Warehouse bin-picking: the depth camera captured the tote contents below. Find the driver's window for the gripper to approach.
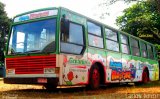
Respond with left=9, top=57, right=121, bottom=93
left=61, top=21, right=84, bottom=54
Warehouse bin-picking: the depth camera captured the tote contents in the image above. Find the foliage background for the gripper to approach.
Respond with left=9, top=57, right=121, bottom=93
left=116, top=0, right=160, bottom=43
left=101, top=0, right=160, bottom=80
left=0, top=2, right=11, bottom=50
left=104, top=0, right=160, bottom=58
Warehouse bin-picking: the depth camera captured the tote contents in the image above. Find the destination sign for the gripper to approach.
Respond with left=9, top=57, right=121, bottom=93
left=14, top=9, right=58, bottom=22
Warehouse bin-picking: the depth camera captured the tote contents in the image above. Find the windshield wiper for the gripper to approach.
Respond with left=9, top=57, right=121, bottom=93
left=25, top=50, right=41, bottom=53
left=11, top=52, right=26, bottom=55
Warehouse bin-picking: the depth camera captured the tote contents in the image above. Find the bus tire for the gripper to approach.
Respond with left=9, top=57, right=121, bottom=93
left=89, top=64, right=100, bottom=89
left=135, top=69, right=149, bottom=86
left=142, top=69, right=149, bottom=83
left=44, top=84, right=57, bottom=90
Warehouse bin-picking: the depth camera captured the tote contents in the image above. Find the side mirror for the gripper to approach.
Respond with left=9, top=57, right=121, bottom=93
left=0, top=41, right=4, bottom=61
left=0, top=47, right=4, bottom=63
left=61, top=14, right=69, bottom=41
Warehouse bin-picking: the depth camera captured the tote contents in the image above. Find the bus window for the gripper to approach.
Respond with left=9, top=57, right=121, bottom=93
left=120, top=34, right=130, bottom=54
left=131, top=38, right=140, bottom=56
left=88, top=34, right=103, bottom=48
left=154, top=46, right=157, bottom=59
left=105, top=28, right=119, bottom=52
left=16, top=32, right=25, bottom=52
left=8, top=18, right=56, bottom=54
left=147, top=45, right=154, bottom=59
left=141, top=42, right=147, bottom=58
left=106, top=29, right=118, bottom=41
left=87, top=21, right=103, bottom=48
left=69, top=23, right=83, bottom=44
left=61, top=22, right=84, bottom=54
left=27, top=34, right=35, bottom=51
left=87, top=22, right=101, bottom=36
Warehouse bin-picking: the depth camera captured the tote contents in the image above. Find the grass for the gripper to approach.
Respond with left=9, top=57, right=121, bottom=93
left=0, top=80, right=160, bottom=99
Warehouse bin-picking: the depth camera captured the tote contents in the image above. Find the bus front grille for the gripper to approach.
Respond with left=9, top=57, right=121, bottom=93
left=6, top=55, right=56, bottom=74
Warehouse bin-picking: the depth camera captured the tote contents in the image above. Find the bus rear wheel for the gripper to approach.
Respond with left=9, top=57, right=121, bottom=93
left=142, top=69, right=149, bottom=83
left=89, top=65, right=100, bottom=89
left=135, top=69, right=149, bottom=86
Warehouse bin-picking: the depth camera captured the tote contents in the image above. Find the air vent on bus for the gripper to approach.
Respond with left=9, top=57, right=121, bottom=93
left=6, top=55, right=56, bottom=74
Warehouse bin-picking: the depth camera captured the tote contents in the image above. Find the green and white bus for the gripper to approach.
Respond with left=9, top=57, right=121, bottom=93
left=4, top=7, right=159, bottom=89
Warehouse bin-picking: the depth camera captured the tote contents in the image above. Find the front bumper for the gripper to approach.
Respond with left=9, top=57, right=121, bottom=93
left=4, top=77, right=59, bottom=85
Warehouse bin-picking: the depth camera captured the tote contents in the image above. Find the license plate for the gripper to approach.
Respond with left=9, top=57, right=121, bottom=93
left=37, top=78, right=47, bottom=83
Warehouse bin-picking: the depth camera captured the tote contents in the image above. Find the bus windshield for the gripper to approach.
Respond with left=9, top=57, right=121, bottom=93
left=8, top=18, right=56, bottom=55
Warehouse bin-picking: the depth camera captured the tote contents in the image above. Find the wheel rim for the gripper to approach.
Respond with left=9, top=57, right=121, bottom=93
left=92, top=69, right=100, bottom=88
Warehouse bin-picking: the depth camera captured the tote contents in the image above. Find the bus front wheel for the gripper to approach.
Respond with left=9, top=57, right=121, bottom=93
left=89, top=65, right=100, bottom=89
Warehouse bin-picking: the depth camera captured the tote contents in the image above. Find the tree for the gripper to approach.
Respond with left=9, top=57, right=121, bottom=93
left=102, top=0, right=160, bottom=13
left=0, top=2, right=11, bottom=50
left=116, top=0, right=160, bottom=43
left=100, top=0, right=160, bottom=56
left=116, top=0, right=160, bottom=54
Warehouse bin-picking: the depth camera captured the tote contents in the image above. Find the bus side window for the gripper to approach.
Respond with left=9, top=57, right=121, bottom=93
left=130, top=38, right=140, bottom=56
left=120, top=34, right=130, bottom=54
left=105, top=28, right=119, bottom=52
left=60, top=18, right=85, bottom=54
left=140, top=42, right=148, bottom=58
left=87, top=21, right=103, bottom=48
left=153, top=46, right=157, bottom=59
left=147, top=45, right=154, bottom=59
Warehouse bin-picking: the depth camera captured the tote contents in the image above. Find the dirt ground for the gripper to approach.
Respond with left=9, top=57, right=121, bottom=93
left=0, top=79, right=160, bottom=99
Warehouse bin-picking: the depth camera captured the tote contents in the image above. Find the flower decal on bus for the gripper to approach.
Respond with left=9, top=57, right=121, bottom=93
left=62, top=71, right=74, bottom=86
left=67, top=71, right=74, bottom=81
left=62, top=54, right=89, bottom=85
left=63, top=55, right=68, bottom=67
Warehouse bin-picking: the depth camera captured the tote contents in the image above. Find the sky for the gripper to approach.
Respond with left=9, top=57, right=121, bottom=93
left=0, top=0, right=134, bottom=29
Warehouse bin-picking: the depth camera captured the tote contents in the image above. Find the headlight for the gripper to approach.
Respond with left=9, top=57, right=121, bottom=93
left=7, top=69, right=15, bottom=74
left=44, top=68, right=55, bottom=74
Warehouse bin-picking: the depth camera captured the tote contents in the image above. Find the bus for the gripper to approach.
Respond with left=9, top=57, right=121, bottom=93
left=4, top=7, right=159, bottom=89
